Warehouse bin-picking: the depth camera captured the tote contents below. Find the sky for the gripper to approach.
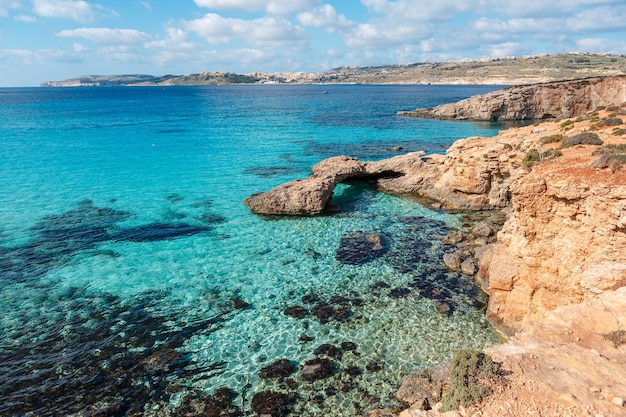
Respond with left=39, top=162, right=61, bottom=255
left=1, top=0, right=626, bottom=86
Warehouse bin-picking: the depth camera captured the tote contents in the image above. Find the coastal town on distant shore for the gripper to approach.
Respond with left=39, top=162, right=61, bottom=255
left=41, top=52, right=626, bottom=88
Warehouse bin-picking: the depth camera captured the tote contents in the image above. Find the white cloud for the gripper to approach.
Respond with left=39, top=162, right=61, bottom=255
left=480, top=42, right=530, bottom=58
left=185, top=13, right=308, bottom=47
left=0, top=0, right=20, bottom=16
left=575, top=37, right=626, bottom=55
left=361, top=0, right=471, bottom=22
left=15, top=14, right=36, bottom=22
left=31, top=0, right=99, bottom=22
left=297, top=4, right=354, bottom=32
left=483, top=0, right=622, bottom=18
left=345, top=20, right=434, bottom=49
left=72, top=42, right=86, bottom=52
left=56, top=28, right=151, bottom=45
left=567, top=6, right=626, bottom=32
left=145, top=27, right=198, bottom=51
left=0, top=47, right=83, bottom=63
left=193, top=0, right=320, bottom=15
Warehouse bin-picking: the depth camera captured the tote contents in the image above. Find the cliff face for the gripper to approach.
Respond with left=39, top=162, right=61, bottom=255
left=482, top=119, right=626, bottom=336
left=400, top=75, right=626, bottom=121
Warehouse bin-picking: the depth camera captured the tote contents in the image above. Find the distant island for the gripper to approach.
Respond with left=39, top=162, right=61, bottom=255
left=42, top=52, right=626, bottom=87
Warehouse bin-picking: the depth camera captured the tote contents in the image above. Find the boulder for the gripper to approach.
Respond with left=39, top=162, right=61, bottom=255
left=460, top=258, right=477, bottom=276
left=397, top=366, right=450, bottom=409
left=443, top=253, right=462, bottom=271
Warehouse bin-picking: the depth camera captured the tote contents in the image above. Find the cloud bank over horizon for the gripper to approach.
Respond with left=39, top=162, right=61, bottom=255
left=0, top=0, right=625, bottom=86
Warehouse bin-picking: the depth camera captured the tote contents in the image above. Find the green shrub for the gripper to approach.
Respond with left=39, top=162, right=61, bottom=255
left=560, top=120, right=575, bottom=128
left=524, top=148, right=563, bottom=166
left=440, top=350, right=500, bottom=412
left=562, top=132, right=603, bottom=147
left=592, top=143, right=626, bottom=155
left=540, top=134, right=566, bottom=145
left=590, top=154, right=626, bottom=172
left=613, top=128, right=626, bottom=136
left=598, top=117, right=623, bottom=127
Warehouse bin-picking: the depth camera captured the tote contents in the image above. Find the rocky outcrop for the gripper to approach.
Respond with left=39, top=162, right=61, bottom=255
left=399, top=75, right=626, bottom=121
left=244, top=136, right=525, bottom=215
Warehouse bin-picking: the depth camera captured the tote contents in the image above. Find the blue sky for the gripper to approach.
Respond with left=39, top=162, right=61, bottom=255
left=1, top=0, right=626, bottom=86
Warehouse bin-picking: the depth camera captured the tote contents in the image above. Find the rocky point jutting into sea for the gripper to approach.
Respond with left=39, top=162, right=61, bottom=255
left=245, top=76, right=626, bottom=416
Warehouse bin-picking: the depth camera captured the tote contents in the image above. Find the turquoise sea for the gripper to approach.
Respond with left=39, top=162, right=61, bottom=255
left=0, top=85, right=503, bottom=417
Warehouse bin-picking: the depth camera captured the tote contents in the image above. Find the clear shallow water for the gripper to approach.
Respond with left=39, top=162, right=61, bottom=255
left=0, top=85, right=503, bottom=416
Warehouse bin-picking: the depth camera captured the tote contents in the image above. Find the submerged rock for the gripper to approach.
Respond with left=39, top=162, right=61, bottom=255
left=259, top=359, right=297, bottom=380
left=335, top=231, right=386, bottom=265
left=302, top=358, right=335, bottom=381
left=283, top=305, right=308, bottom=319
left=251, top=391, right=291, bottom=417
left=313, top=344, right=343, bottom=359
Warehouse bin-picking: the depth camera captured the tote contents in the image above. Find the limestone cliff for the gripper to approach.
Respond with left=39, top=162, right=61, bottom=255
left=400, top=75, right=626, bottom=121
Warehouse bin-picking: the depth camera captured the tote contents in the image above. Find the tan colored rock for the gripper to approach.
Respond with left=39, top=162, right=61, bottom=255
left=402, top=75, right=626, bottom=121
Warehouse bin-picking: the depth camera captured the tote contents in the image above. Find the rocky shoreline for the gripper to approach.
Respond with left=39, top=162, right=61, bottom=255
left=245, top=76, right=626, bottom=416
left=398, top=75, right=626, bottom=121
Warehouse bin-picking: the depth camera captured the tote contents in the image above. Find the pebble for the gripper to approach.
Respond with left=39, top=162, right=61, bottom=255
left=612, top=397, right=625, bottom=406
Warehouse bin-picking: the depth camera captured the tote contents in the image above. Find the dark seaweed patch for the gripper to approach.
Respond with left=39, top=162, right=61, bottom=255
left=111, top=223, right=211, bottom=242
left=1, top=201, right=211, bottom=283
left=335, top=231, right=387, bottom=265
left=0, top=287, right=231, bottom=417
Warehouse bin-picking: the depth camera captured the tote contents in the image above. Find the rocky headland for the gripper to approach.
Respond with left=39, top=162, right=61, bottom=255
left=399, top=75, right=626, bottom=121
left=244, top=77, right=626, bottom=416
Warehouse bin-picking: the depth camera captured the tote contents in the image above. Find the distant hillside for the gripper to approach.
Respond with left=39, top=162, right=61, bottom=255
left=323, top=53, right=626, bottom=85
left=42, top=53, right=626, bottom=87
left=41, top=72, right=260, bottom=87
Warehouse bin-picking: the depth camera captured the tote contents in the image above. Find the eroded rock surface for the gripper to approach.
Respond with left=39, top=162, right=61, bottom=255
left=400, top=75, right=626, bottom=121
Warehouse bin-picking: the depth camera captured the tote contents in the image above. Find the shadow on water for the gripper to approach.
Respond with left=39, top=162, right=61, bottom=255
left=0, top=199, right=214, bottom=283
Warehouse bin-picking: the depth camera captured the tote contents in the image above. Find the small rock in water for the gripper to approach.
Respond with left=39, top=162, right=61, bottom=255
left=472, top=221, right=493, bottom=237
left=460, top=258, right=477, bottom=276
left=435, top=301, right=453, bottom=316
left=443, top=253, right=462, bottom=271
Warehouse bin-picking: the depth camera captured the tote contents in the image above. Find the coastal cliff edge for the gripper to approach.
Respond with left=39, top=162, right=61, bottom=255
left=245, top=78, right=626, bottom=416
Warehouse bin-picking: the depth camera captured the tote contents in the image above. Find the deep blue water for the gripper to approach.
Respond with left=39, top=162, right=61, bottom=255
left=0, top=85, right=503, bottom=416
